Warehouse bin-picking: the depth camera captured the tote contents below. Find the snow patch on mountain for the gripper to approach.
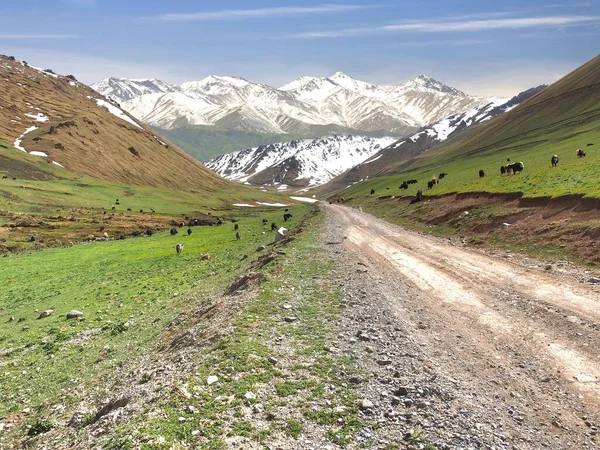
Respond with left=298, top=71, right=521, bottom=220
left=13, top=126, right=38, bottom=152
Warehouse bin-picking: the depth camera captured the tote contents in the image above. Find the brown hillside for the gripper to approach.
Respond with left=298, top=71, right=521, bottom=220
left=0, top=55, right=228, bottom=192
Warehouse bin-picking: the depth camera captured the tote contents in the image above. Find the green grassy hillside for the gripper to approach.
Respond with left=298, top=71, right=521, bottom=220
left=337, top=54, right=600, bottom=200
left=0, top=205, right=309, bottom=425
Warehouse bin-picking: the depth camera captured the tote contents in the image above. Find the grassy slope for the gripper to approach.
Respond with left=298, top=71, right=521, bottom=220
left=338, top=55, right=600, bottom=200
left=0, top=141, right=303, bottom=255
left=0, top=56, right=230, bottom=193
left=0, top=206, right=310, bottom=421
left=156, top=126, right=295, bottom=162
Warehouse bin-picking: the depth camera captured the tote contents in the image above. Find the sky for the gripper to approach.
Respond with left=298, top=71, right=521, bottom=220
left=1, top=0, right=599, bottom=96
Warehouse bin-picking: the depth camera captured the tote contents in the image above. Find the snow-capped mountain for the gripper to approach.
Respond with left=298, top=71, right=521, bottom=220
left=91, top=77, right=178, bottom=103
left=92, top=73, right=488, bottom=136
left=205, top=135, right=396, bottom=188
left=329, top=85, right=547, bottom=187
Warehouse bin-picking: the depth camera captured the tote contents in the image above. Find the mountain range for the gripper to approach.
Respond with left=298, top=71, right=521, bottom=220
left=205, top=87, right=548, bottom=190
left=92, top=73, right=490, bottom=160
left=205, top=135, right=396, bottom=189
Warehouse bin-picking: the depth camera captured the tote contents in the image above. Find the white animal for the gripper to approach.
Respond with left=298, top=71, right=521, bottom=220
left=176, top=243, right=183, bottom=254
left=275, top=226, right=288, bottom=243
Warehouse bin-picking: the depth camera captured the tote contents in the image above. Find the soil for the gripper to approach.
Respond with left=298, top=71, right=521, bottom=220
left=365, top=192, right=600, bottom=265
left=323, top=203, right=599, bottom=449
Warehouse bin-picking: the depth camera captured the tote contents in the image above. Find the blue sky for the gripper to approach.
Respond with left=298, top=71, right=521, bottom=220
left=1, top=0, right=599, bottom=96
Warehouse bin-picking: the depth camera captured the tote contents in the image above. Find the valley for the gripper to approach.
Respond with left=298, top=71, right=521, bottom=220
left=0, top=17, right=599, bottom=448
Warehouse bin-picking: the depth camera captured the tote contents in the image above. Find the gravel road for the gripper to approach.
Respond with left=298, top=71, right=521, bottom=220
left=323, top=203, right=599, bottom=449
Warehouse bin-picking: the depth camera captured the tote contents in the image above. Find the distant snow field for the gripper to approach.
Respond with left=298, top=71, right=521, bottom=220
left=290, top=196, right=318, bottom=203
left=256, top=202, right=288, bottom=207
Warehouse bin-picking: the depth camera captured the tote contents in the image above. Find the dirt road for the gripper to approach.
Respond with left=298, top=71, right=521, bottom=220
left=326, top=204, right=599, bottom=448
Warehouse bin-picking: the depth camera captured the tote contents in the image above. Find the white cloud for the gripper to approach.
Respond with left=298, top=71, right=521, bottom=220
left=0, top=34, right=76, bottom=40
left=281, top=15, right=600, bottom=38
left=150, top=4, right=376, bottom=22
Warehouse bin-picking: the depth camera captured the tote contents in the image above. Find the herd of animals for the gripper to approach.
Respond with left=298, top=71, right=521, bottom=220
left=369, top=146, right=592, bottom=205
left=171, top=212, right=293, bottom=255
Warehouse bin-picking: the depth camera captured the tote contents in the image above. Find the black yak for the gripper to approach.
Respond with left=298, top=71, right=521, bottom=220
left=551, top=155, right=559, bottom=167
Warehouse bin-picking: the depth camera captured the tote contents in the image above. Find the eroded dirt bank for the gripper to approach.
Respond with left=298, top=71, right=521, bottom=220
left=346, top=192, right=600, bottom=265
left=324, top=203, right=599, bottom=449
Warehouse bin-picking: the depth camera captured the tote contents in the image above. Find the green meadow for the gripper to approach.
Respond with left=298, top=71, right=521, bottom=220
left=344, top=121, right=600, bottom=200
left=0, top=205, right=309, bottom=419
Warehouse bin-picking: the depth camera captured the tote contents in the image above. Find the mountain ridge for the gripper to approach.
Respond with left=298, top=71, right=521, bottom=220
left=92, top=72, right=491, bottom=137
left=205, top=134, right=396, bottom=189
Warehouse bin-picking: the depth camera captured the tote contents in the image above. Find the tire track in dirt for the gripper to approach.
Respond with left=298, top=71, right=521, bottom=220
left=327, top=204, right=600, bottom=445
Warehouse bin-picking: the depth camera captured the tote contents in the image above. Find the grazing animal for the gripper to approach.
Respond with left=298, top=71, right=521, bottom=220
left=235, top=231, right=241, bottom=240
left=201, top=253, right=211, bottom=260
left=587, top=143, right=594, bottom=146
left=262, top=218, right=268, bottom=225
left=187, top=228, right=192, bottom=235
left=407, top=179, right=418, bottom=185
left=551, top=155, right=559, bottom=167
left=175, top=243, right=183, bottom=255
left=508, top=161, right=525, bottom=174
left=399, top=181, right=408, bottom=190
left=427, top=180, right=434, bottom=189
left=409, top=190, right=423, bottom=204
left=370, top=188, right=375, bottom=195
left=179, top=221, right=185, bottom=227
left=439, top=173, right=447, bottom=179
left=283, top=213, right=292, bottom=222
left=479, top=169, right=485, bottom=178
left=500, top=165, right=507, bottom=175
left=507, top=158, right=511, bottom=162
left=2, top=175, right=7, bottom=179
left=145, top=229, right=153, bottom=236
left=170, top=227, right=178, bottom=236
left=139, top=209, right=144, bottom=213
left=577, top=149, right=586, bottom=158
left=275, top=226, right=288, bottom=243
left=127, top=208, right=132, bottom=211
left=271, top=222, right=277, bottom=231
left=234, top=223, right=239, bottom=230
